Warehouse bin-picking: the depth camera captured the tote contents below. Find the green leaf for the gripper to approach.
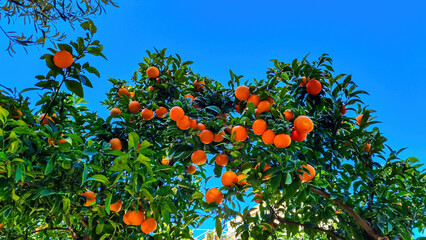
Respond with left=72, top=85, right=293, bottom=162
left=140, top=188, right=154, bottom=203
left=105, top=194, right=112, bottom=214
left=138, top=140, right=151, bottom=150
left=15, top=165, right=23, bottom=183
left=128, top=132, right=139, bottom=151
left=85, top=66, right=100, bottom=77
left=96, top=223, right=104, bottom=235
left=62, top=197, right=70, bottom=213
left=45, top=156, right=55, bottom=175
left=12, top=126, right=36, bottom=136
left=87, top=174, right=109, bottom=185
left=65, top=80, right=84, bottom=98
left=285, top=173, right=292, bottom=185
left=136, top=154, right=153, bottom=176
left=81, top=163, right=88, bottom=186
left=215, top=217, right=223, bottom=238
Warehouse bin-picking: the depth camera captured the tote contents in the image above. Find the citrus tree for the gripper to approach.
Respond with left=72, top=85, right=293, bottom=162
left=0, top=22, right=425, bottom=240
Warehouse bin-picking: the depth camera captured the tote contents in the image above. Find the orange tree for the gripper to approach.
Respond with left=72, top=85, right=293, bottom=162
left=0, top=24, right=425, bottom=239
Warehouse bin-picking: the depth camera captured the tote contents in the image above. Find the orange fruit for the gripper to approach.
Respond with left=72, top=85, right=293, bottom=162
left=213, top=131, right=225, bottom=142
left=262, top=129, right=276, bottom=145
left=237, top=174, right=247, bottom=185
left=123, top=210, right=145, bottom=225
left=170, top=106, right=185, bottom=121
left=341, top=105, right=347, bottom=115
left=284, top=110, right=293, bottom=120
left=128, top=101, right=141, bottom=114
left=231, top=126, right=248, bottom=141
left=129, top=92, right=135, bottom=98
left=356, top=114, right=364, bottom=125
left=247, top=94, right=260, bottom=107
left=197, top=123, right=206, bottom=131
left=255, top=163, right=272, bottom=180
left=118, top=88, right=130, bottom=98
left=294, top=116, right=314, bottom=134
left=191, top=150, right=207, bottom=165
left=257, top=100, right=271, bottom=114
left=39, top=114, right=55, bottom=126
left=262, top=222, right=275, bottom=230
left=155, top=107, right=168, bottom=118
left=215, top=154, right=228, bottom=166
left=148, top=86, right=154, bottom=91
left=177, top=115, right=191, bottom=130
left=141, top=109, right=154, bottom=120
left=299, top=76, right=308, bottom=87
left=109, top=138, right=122, bottom=151
left=146, top=66, right=160, bottom=78
left=141, top=218, right=157, bottom=234
left=336, top=210, right=342, bottom=214
left=306, top=79, right=322, bottom=95
left=110, top=201, right=122, bottom=212
left=364, top=143, right=371, bottom=153
left=189, top=118, right=198, bottom=129
left=184, top=94, right=195, bottom=100
left=187, top=165, right=196, bottom=174
left=298, top=164, right=316, bottom=182
left=200, top=130, right=214, bottom=144
left=194, top=80, right=205, bottom=86
left=81, top=190, right=96, bottom=207
left=205, top=188, right=223, bottom=205
left=252, top=119, right=267, bottom=135
left=110, top=107, right=121, bottom=116
left=273, top=134, right=291, bottom=148
left=254, top=194, right=263, bottom=203
left=11, top=110, right=23, bottom=119
left=221, top=171, right=238, bottom=187
left=290, top=129, right=307, bottom=142
left=235, top=103, right=241, bottom=113
left=266, top=97, right=275, bottom=105
left=235, top=85, right=250, bottom=101
left=162, top=158, right=169, bottom=165
left=53, top=50, right=73, bottom=68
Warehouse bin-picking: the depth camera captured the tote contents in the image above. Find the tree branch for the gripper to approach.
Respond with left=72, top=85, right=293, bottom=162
left=310, top=187, right=384, bottom=240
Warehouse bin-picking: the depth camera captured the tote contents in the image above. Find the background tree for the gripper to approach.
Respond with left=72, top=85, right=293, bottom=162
left=0, top=25, right=425, bottom=240
left=0, top=0, right=117, bottom=54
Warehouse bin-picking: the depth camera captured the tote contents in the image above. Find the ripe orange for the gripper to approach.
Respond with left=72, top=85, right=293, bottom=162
left=298, top=164, right=316, bottom=182
left=215, top=154, right=229, bottom=166
left=252, top=119, right=267, bottom=135
left=231, top=126, right=248, bottom=141
left=254, top=193, right=263, bottom=203
left=247, top=94, right=260, bottom=107
left=81, top=190, right=96, bottom=207
left=273, top=134, right=291, bottom=148
left=187, top=165, right=196, bottom=174
left=336, top=210, right=342, bottom=214
left=189, top=118, right=198, bottom=129
left=235, top=85, right=250, bottom=101
left=170, top=106, right=185, bottom=121
left=356, top=114, right=364, bottom=125
left=118, top=88, right=130, bottom=98
left=141, top=218, right=157, bottom=234
left=129, top=92, right=135, bottom=98
left=184, top=94, right=195, bottom=100
left=177, top=115, right=191, bottom=130
left=235, top=103, right=241, bottom=113
left=205, top=188, right=223, bottom=205
left=266, top=97, right=275, bottom=105
left=109, top=138, right=122, bottom=151
left=200, top=130, right=214, bottom=144
left=306, top=79, right=322, bottom=95
left=162, top=158, right=169, bottom=165
left=294, top=116, right=314, bottom=134
left=262, top=129, right=276, bottom=145
left=53, top=50, right=73, bottom=68
left=110, top=107, right=121, bottom=116
left=221, top=171, right=238, bottom=187
left=299, top=76, right=308, bottom=87
left=364, top=143, right=371, bottom=153
left=197, top=123, right=206, bottom=131
left=110, top=201, right=122, bottom=212
left=123, top=210, right=145, bottom=225
left=191, top=150, right=207, bottom=165
left=262, top=222, right=275, bottom=230
left=141, top=108, right=154, bottom=120
left=11, top=110, right=23, bottom=119
left=237, top=174, right=247, bottom=185
left=213, top=131, right=225, bottom=142
left=146, top=66, right=160, bottom=79
left=128, top=101, right=141, bottom=114
left=284, top=110, right=293, bottom=120
left=155, top=107, right=168, bottom=118
left=194, top=80, right=205, bottom=86
left=39, top=114, right=55, bottom=126
left=257, top=100, right=271, bottom=114
left=255, top=163, right=272, bottom=180
left=148, top=86, right=154, bottom=91
left=341, top=105, right=347, bottom=115
left=290, top=129, right=307, bottom=142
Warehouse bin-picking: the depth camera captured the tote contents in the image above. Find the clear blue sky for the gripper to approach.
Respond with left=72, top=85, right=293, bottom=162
left=0, top=0, right=425, bottom=237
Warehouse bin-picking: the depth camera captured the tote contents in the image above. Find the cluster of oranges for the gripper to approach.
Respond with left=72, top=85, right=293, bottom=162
left=80, top=191, right=157, bottom=234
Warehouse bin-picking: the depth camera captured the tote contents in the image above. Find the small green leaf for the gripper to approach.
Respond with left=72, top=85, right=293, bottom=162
left=65, top=80, right=84, bottom=98
left=105, top=194, right=112, bottom=214
left=87, top=174, right=109, bottom=185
